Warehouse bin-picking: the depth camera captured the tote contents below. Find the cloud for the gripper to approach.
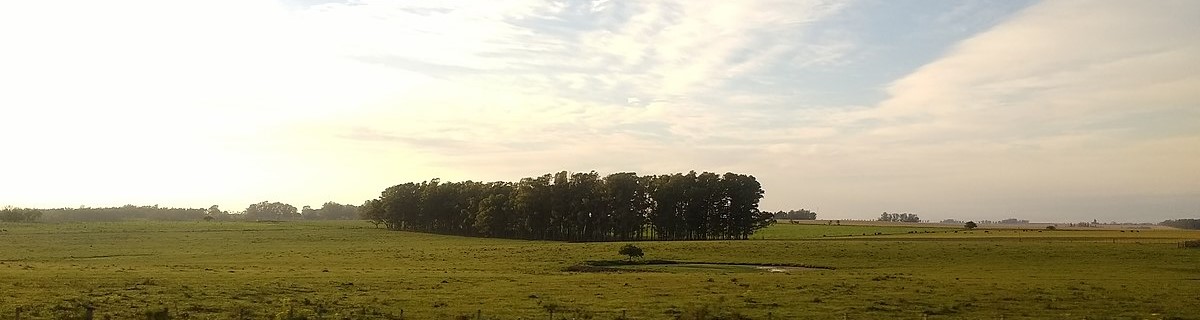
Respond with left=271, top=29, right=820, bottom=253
left=802, top=0, right=1200, bottom=220
left=301, top=0, right=860, bottom=171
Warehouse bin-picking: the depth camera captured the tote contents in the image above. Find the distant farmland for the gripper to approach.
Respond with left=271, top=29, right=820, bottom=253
left=1, top=221, right=1198, bottom=319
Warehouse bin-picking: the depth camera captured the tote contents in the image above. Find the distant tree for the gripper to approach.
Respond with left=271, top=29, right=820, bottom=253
left=316, top=202, right=359, bottom=220
left=202, top=216, right=214, bottom=222
left=964, top=221, right=978, bottom=229
left=301, top=205, right=317, bottom=219
left=1046, top=225, right=1056, bottom=230
left=619, top=244, right=644, bottom=261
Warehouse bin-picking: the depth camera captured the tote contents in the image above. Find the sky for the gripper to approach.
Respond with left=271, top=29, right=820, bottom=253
left=1, top=0, right=1197, bottom=222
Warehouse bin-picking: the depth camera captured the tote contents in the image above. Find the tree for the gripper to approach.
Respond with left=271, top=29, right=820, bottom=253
left=965, top=221, right=978, bottom=229
left=619, top=244, right=644, bottom=261
left=359, top=199, right=384, bottom=227
left=474, top=193, right=512, bottom=237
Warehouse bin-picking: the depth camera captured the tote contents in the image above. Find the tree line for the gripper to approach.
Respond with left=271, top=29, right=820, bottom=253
left=358, top=171, right=773, bottom=241
left=773, top=209, right=817, bottom=220
left=1160, top=219, right=1200, bottom=230
left=0, top=206, right=42, bottom=222
left=0, top=202, right=358, bottom=223
left=878, top=212, right=921, bottom=223
left=231, top=201, right=360, bottom=221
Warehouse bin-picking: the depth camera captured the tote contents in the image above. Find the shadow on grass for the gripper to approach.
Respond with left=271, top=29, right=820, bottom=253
left=565, top=259, right=835, bottom=272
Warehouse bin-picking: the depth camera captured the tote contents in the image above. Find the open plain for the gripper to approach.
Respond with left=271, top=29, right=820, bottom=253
left=1, top=221, right=1198, bottom=319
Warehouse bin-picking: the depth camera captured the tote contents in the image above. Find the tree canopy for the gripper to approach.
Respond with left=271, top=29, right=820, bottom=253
left=360, top=171, right=772, bottom=241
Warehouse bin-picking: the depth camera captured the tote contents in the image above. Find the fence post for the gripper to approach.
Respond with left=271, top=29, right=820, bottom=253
left=16, top=306, right=22, bottom=320
left=84, top=305, right=94, bottom=320
left=476, top=309, right=482, bottom=320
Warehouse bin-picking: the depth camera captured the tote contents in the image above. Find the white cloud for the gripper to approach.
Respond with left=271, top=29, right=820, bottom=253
left=786, top=0, right=1200, bottom=220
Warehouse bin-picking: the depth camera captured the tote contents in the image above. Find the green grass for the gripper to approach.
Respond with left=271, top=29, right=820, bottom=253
left=1, top=221, right=1199, bottom=319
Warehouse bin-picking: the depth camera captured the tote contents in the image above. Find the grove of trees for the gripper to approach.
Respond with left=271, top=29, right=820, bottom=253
left=878, top=212, right=921, bottom=223
left=244, top=201, right=300, bottom=221
left=359, top=171, right=773, bottom=241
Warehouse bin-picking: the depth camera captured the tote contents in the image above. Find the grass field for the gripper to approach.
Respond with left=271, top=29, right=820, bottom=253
left=1, top=221, right=1199, bottom=319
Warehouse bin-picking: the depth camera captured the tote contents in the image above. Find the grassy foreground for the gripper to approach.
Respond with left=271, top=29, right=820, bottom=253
left=1, top=221, right=1198, bottom=319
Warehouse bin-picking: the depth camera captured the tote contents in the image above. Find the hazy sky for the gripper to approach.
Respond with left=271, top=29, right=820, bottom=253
left=1, top=0, right=1197, bottom=222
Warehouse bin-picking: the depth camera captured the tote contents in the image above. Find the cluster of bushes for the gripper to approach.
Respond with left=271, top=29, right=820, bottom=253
left=360, top=171, right=773, bottom=241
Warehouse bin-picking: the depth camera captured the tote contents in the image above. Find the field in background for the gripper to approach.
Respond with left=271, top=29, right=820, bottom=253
left=1, top=221, right=1198, bottom=319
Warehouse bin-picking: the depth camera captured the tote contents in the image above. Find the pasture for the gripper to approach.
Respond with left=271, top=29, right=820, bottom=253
left=1, top=221, right=1198, bottom=319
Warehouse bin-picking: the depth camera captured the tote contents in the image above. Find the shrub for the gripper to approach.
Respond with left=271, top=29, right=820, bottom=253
left=1179, top=240, right=1200, bottom=248
left=619, top=244, right=644, bottom=261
